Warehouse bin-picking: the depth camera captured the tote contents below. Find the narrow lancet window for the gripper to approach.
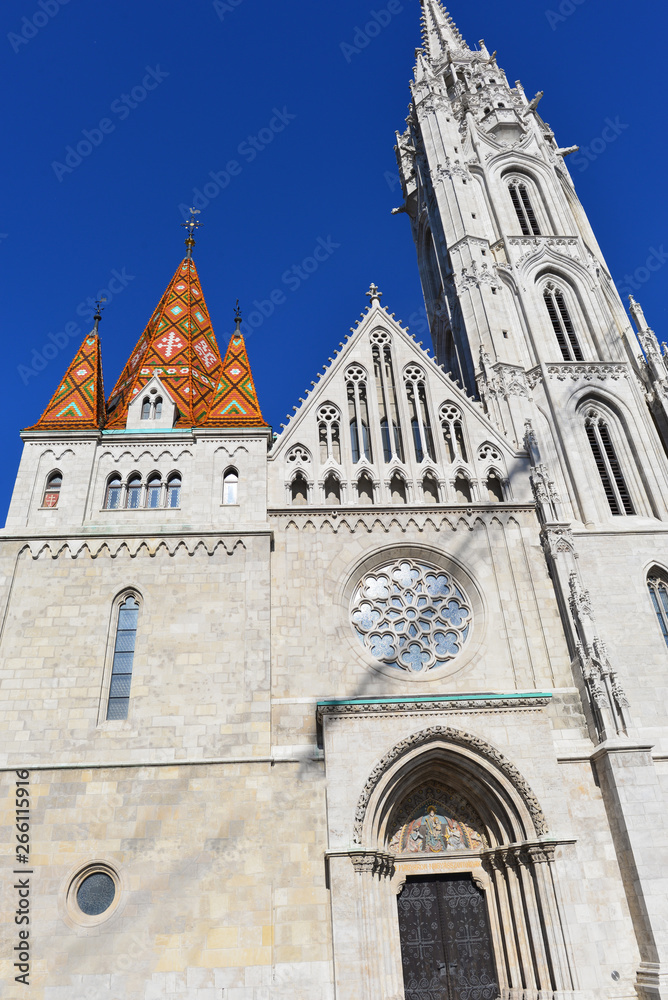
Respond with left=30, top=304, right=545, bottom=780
left=404, top=366, right=435, bottom=463
left=544, top=286, right=584, bottom=362
left=372, top=337, right=404, bottom=463
left=167, top=474, right=182, bottom=508
left=648, top=575, right=668, bottom=647
left=105, top=475, right=123, bottom=510
left=106, top=595, right=139, bottom=721
left=585, top=410, right=634, bottom=516
left=126, top=475, right=142, bottom=510
left=346, top=366, right=372, bottom=464
left=509, top=182, right=541, bottom=236
left=223, top=469, right=238, bottom=505
left=43, top=472, right=62, bottom=508
left=146, top=475, right=162, bottom=509
left=317, top=404, right=341, bottom=464
left=440, top=404, right=467, bottom=463
left=141, top=398, right=151, bottom=420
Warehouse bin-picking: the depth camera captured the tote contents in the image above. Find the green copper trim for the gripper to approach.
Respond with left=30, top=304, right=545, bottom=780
left=317, top=692, right=552, bottom=709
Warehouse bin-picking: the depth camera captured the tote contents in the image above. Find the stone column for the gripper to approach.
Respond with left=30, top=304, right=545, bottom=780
left=486, top=853, right=523, bottom=1000
left=526, top=844, right=575, bottom=993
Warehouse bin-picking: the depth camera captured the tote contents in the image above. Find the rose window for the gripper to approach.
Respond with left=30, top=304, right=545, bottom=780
left=350, top=559, right=472, bottom=672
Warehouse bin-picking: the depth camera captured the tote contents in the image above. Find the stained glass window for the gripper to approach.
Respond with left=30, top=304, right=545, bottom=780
left=351, top=558, right=472, bottom=672
left=106, top=596, right=139, bottom=721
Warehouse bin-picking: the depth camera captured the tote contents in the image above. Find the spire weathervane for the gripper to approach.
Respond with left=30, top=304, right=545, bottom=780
left=93, top=297, right=107, bottom=334
left=181, top=208, right=203, bottom=258
left=234, top=299, right=242, bottom=331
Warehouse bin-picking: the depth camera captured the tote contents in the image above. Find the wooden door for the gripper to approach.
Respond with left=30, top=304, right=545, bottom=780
left=398, top=875, right=499, bottom=1000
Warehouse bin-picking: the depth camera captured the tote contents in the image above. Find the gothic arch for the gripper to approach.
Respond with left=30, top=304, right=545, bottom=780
left=354, top=726, right=548, bottom=848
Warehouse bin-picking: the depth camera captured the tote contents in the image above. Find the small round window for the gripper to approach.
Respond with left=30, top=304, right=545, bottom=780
left=77, top=872, right=116, bottom=915
left=350, top=558, right=472, bottom=673
left=66, top=863, right=121, bottom=925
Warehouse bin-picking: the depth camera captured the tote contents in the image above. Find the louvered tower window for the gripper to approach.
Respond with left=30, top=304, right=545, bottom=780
left=509, top=182, right=541, bottom=236
left=106, top=595, right=140, bottom=721
left=544, top=287, right=584, bottom=361
left=648, top=576, right=668, bottom=647
left=585, top=411, right=635, bottom=516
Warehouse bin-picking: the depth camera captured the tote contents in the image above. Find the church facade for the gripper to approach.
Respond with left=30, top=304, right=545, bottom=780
left=2, top=2, right=668, bottom=999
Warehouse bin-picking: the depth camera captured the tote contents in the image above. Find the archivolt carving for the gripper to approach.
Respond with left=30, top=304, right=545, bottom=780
left=353, top=726, right=548, bottom=844
left=17, top=537, right=246, bottom=560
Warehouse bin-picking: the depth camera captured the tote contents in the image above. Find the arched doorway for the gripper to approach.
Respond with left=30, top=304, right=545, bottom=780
left=329, top=726, right=574, bottom=1000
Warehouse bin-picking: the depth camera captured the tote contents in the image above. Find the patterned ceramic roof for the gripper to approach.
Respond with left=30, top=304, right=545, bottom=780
left=203, top=327, right=266, bottom=427
left=27, top=332, right=105, bottom=431
left=105, top=257, right=225, bottom=428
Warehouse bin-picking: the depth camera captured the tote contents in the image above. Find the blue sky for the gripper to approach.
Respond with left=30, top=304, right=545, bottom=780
left=1, top=0, right=666, bottom=520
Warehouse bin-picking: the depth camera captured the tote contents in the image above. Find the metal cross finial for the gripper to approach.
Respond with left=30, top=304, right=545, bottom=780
left=367, top=283, right=382, bottom=305
left=181, top=208, right=203, bottom=258
left=234, top=299, right=242, bottom=330
left=93, top=297, right=107, bottom=334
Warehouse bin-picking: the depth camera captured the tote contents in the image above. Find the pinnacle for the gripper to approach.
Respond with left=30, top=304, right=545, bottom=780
left=419, top=0, right=467, bottom=60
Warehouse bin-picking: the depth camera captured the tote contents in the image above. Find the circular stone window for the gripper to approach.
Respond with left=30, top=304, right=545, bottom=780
left=77, top=871, right=116, bottom=915
left=65, top=862, right=121, bottom=926
left=350, top=558, right=473, bottom=673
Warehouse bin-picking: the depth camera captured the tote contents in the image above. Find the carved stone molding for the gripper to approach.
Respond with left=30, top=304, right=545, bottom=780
left=545, top=362, right=629, bottom=382
left=540, top=523, right=575, bottom=559
left=269, top=507, right=535, bottom=535
left=317, top=693, right=551, bottom=724
left=349, top=850, right=396, bottom=878
left=15, top=536, right=248, bottom=561
left=352, top=726, right=549, bottom=844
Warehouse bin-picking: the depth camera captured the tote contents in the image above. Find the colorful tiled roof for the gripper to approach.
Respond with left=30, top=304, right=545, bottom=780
left=105, top=257, right=224, bottom=428
left=203, top=327, right=266, bottom=427
left=27, top=332, right=105, bottom=431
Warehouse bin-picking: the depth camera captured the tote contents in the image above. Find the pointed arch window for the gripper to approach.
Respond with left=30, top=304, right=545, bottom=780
left=291, top=473, right=309, bottom=506
left=105, top=474, right=123, bottom=510
left=154, top=397, right=163, bottom=420
left=486, top=472, right=505, bottom=503
left=317, top=404, right=342, bottom=464
left=454, top=474, right=473, bottom=503
left=106, top=595, right=140, bottom=721
left=584, top=409, right=634, bottom=515
left=422, top=474, right=439, bottom=504
left=390, top=473, right=408, bottom=504
left=372, top=334, right=404, bottom=463
left=357, top=473, right=374, bottom=505
left=126, top=475, right=142, bottom=510
left=440, top=403, right=467, bottom=463
left=166, top=474, right=182, bottom=508
left=146, top=474, right=163, bottom=509
left=544, top=285, right=584, bottom=362
left=346, top=366, right=372, bottom=464
left=223, top=468, right=238, bottom=505
left=141, top=398, right=151, bottom=420
left=648, top=574, right=668, bottom=647
left=43, top=472, right=62, bottom=508
left=509, top=182, right=541, bottom=236
left=404, top=366, right=435, bottom=463
left=324, top=474, right=341, bottom=506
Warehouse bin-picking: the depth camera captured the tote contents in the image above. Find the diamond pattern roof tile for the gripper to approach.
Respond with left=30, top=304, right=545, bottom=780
left=105, top=257, right=224, bottom=428
left=203, top=328, right=267, bottom=428
left=27, top=332, right=105, bottom=431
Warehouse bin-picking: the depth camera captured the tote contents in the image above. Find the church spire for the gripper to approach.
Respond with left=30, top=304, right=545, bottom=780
left=27, top=330, right=106, bottom=431
left=419, top=0, right=467, bottom=60
left=202, top=304, right=266, bottom=427
left=106, top=252, right=225, bottom=429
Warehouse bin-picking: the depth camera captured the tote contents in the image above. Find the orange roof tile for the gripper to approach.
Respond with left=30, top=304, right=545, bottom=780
left=27, top=332, right=105, bottom=431
left=203, top=327, right=266, bottom=427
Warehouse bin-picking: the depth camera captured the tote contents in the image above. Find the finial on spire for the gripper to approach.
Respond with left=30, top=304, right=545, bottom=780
left=234, top=299, right=242, bottom=331
left=93, top=296, right=107, bottom=334
left=181, top=208, right=203, bottom=258
left=367, top=283, right=383, bottom=306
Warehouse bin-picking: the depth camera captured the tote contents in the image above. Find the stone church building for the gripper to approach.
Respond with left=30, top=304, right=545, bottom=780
left=2, top=2, right=668, bottom=998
